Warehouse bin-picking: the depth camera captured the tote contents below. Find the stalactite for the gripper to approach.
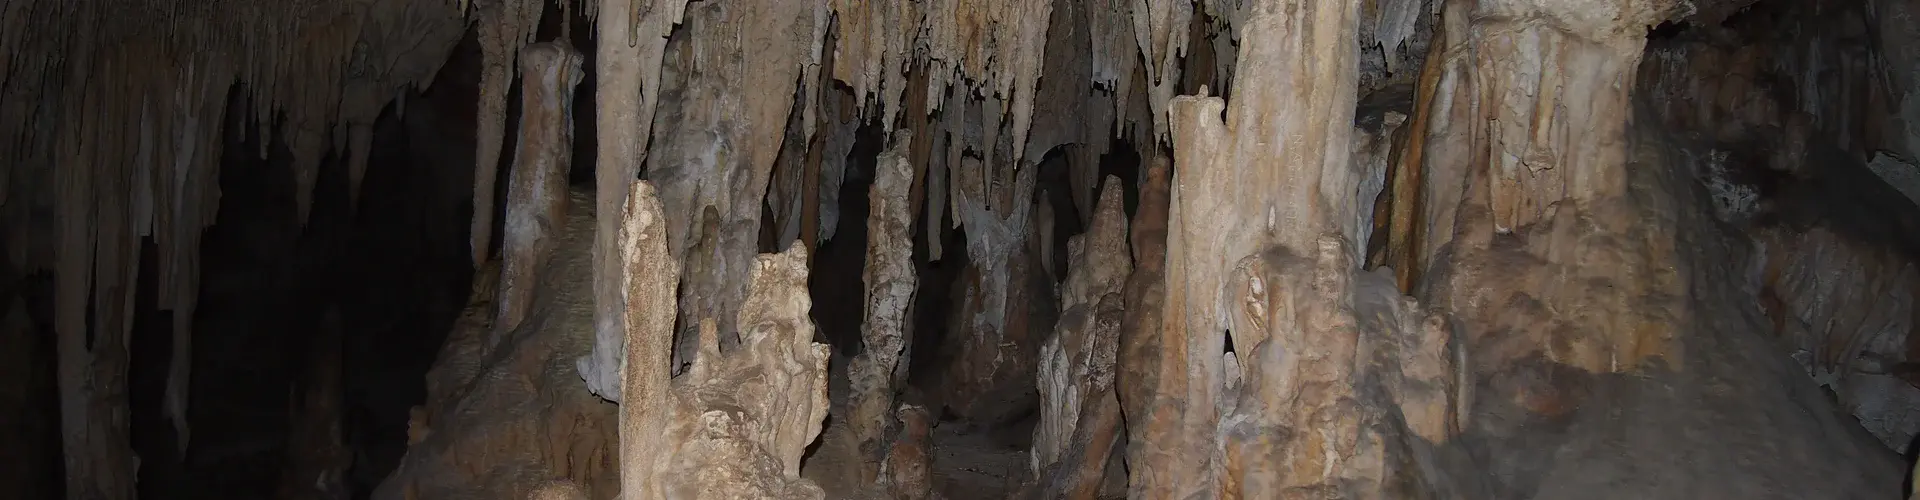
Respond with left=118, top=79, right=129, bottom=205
left=494, top=42, right=585, bottom=343
left=649, top=0, right=822, bottom=361
left=160, top=58, right=231, bottom=461
left=1758, top=223, right=1920, bottom=451
left=585, top=0, right=689, bottom=402
left=848, top=132, right=919, bottom=483
left=1873, top=0, right=1920, bottom=159
left=767, top=85, right=814, bottom=251
left=1131, top=0, right=1192, bottom=144
left=937, top=150, right=1043, bottom=421
left=825, top=0, right=1057, bottom=170
left=924, top=105, right=949, bottom=262
left=469, top=0, right=547, bottom=265
left=1374, top=0, right=1424, bottom=74
left=815, top=88, right=861, bottom=245
left=5, top=4, right=467, bottom=489
left=55, top=53, right=135, bottom=500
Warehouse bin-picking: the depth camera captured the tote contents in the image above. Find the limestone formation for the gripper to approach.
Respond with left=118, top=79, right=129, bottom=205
left=847, top=132, right=919, bottom=481
left=1116, top=155, right=1171, bottom=497
left=1408, top=0, right=1691, bottom=379
left=587, top=0, right=691, bottom=403
left=647, top=0, right=823, bottom=369
left=620, top=245, right=832, bottom=500
left=376, top=189, right=620, bottom=499
left=607, top=180, right=681, bottom=498
left=938, top=155, right=1049, bottom=422
left=469, top=0, right=550, bottom=267
left=1032, top=178, right=1130, bottom=476
left=494, top=41, right=586, bottom=343
left=1353, top=110, right=1409, bottom=263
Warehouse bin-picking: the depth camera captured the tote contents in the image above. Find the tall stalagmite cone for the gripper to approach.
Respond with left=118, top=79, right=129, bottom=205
left=1033, top=177, right=1131, bottom=482
left=495, top=41, right=586, bottom=344
left=608, top=180, right=681, bottom=499
left=849, top=131, right=919, bottom=482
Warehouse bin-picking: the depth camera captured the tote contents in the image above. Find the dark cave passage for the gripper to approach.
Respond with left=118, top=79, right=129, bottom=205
left=110, top=9, right=604, bottom=499
left=118, top=48, right=482, bottom=498
left=789, top=94, right=1148, bottom=492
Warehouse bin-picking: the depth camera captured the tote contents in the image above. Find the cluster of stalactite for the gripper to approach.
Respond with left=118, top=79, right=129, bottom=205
left=1, top=0, right=471, bottom=497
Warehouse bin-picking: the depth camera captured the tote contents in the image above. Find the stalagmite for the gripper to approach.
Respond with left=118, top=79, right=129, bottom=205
left=1124, top=1, right=1465, bottom=496
left=1033, top=178, right=1131, bottom=475
left=879, top=404, right=934, bottom=500
left=621, top=243, right=831, bottom=499
left=528, top=480, right=589, bottom=500
left=612, top=180, right=683, bottom=499
left=587, top=0, right=691, bottom=402
left=1117, top=154, right=1171, bottom=496
left=494, top=42, right=586, bottom=342
left=848, top=132, right=919, bottom=482
left=469, top=0, right=548, bottom=266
